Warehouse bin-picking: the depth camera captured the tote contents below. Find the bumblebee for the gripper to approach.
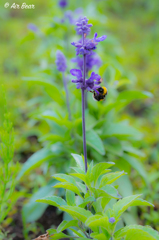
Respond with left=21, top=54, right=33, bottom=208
left=93, top=86, right=108, bottom=101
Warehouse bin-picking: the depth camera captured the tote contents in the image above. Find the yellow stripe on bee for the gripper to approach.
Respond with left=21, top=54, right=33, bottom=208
left=102, top=87, right=107, bottom=95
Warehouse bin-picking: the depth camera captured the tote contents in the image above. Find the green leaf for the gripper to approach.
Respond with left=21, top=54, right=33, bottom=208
left=22, top=182, right=54, bottom=223
left=122, top=212, right=138, bottom=226
left=123, top=153, right=148, bottom=184
left=66, top=190, right=76, bottom=206
left=115, top=225, right=159, bottom=240
left=116, top=79, right=130, bottom=88
left=117, top=90, right=153, bottom=103
left=24, top=79, right=64, bottom=104
left=69, top=228, right=85, bottom=238
left=49, top=232, right=70, bottom=240
left=54, top=182, right=83, bottom=198
left=86, top=215, right=109, bottom=231
left=76, top=182, right=87, bottom=194
left=79, top=196, right=95, bottom=208
left=42, top=112, right=72, bottom=129
left=87, top=130, right=105, bottom=155
left=70, top=173, right=87, bottom=184
left=86, top=161, right=94, bottom=182
left=59, top=206, right=92, bottom=223
left=130, top=198, right=154, bottom=207
left=53, top=174, right=76, bottom=184
left=17, top=149, right=54, bottom=180
left=57, top=220, right=78, bottom=233
left=91, top=232, right=109, bottom=240
left=102, top=122, right=142, bottom=140
left=99, top=63, right=110, bottom=76
left=71, top=167, right=85, bottom=174
left=122, top=145, right=145, bottom=158
left=89, top=162, right=115, bottom=186
left=91, top=185, right=121, bottom=199
left=93, top=197, right=106, bottom=213
left=105, top=141, right=123, bottom=157
left=117, top=175, right=133, bottom=197
left=77, top=238, right=92, bottom=240
left=99, top=171, right=126, bottom=188
left=39, top=134, right=66, bottom=143
left=71, top=154, right=85, bottom=171
left=36, top=196, right=67, bottom=207
left=113, top=195, right=141, bottom=218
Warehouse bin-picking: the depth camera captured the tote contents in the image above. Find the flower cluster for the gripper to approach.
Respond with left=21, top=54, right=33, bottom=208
left=61, top=10, right=74, bottom=24
left=71, top=32, right=106, bottom=55
left=58, top=0, right=68, bottom=8
left=72, top=52, right=101, bottom=75
left=61, top=8, right=83, bottom=25
left=76, top=17, right=93, bottom=35
left=70, top=69, right=101, bottom=93
left=70, top=17, right=106, bottom=92
left=55, top=50, right=67, bottom=72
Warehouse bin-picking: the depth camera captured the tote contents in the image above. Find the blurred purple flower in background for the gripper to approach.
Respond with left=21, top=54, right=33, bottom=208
left=109, top=217, right=115, bottom=224
left=27, top=23, right=38, bottom=32
left=60, top=8, right=83, bottom=25
left=55, top=50, right=71, bottom=119
left=58, top=0, right=68, bottom=8
left=55, top=50, right=67, bottom=72
left=63, top=10, right=74, bottom=24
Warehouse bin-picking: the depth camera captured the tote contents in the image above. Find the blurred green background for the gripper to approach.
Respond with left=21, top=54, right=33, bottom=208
left=0, top=0, right=159, bottom=238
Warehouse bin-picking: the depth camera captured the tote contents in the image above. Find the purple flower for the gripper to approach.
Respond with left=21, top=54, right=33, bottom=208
left=76, top=17, right=93, bottom=35
left=58, top=0, right=68, bottom=8
left=72, top=52, right=101, bottom=74
left=60, top=8, right=83, bottom=25
left=70, top=69, right=101, bottom=92
left=70, top=69, right=84, bottom=89
left=94, top=32, right=107, bottom=42
left=86, top=72, right=101, bottom=92
left=55, top=51, right=67, bottom=72
left=28, top=23, right=38, bottom=32
left=71, top=33, right=107, bottom=56
left=109, top=217, right=115, bottom=224
left=74, top=8, right=83, bottom=15
left=64, top=10, right=74, bottom=24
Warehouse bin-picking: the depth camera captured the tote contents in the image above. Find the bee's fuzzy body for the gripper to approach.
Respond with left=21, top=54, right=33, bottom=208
left=93, top=87, right=108, bottom=101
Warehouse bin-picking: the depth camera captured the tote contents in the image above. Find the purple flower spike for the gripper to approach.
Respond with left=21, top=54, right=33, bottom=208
left=64, top=10, right=74, bottom=24
left=76, top=17, right=93, bottom=35
left=58, top=0, right=68, bottom=8
left=72, top=52, right=102, bottom=74
left=70, top=15, right=107, bottom=175
left=55, top=51, right=67, bottom=72
left=71, top=27, right=107, bottom=56
left=28, top=23, right=38, bottom=32
left=109, top=217, right=115, bottom=224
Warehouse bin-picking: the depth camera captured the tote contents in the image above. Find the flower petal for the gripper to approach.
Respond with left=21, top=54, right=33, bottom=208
left=96, top=35, right=107, bottom=42
left=70, top=69, right=82, bottom=78
left=94, top=32, right=98, bottom=39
